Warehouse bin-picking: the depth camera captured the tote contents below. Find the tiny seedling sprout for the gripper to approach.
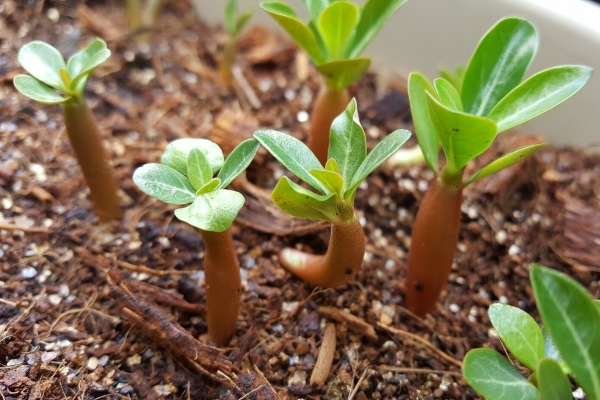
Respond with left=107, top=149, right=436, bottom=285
left=219, top=0, right=254, bottom=85
left=254, top=99, right=410, bottom=287
left=133, top=138, right=259, bottom=345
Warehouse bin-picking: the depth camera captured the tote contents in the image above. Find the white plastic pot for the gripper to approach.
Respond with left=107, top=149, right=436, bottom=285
left=193, top=0, right=600, bottom=146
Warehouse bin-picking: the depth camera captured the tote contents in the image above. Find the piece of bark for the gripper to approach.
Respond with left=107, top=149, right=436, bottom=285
left=310, top=323, right=336, bottom=388
left=318, top=306, right=377, bottom=341
left=558, top=195, right=600, bottom=272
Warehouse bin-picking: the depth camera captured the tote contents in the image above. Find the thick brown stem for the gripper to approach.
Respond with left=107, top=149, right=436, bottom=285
left=63, top=99, right=120, bottom=222
left=200, top=229, right=241, bottom=346
left=405, top=178, right=463, bottom=317
left=308, top=85, right=350, bottom=165
left=279, top=216, right=365, bottom=288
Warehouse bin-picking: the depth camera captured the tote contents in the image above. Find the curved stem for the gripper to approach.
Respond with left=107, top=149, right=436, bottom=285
left=200, top=228, right=241, bottom=345
left=308, top=84, right=350, bottom=165
left=63, top=98, right=120, bottom=222
left=405, top=178, right=463, bottom=317
left=279, top=216, right=365, bottom=288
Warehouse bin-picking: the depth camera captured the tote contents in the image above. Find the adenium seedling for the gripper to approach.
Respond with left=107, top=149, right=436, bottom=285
left=219, top=0, right=253, bottom=85
left=14, top=39, right=120, bottom=222
left=405, top=17, right=592, bottom=317
left=254, top=99, right=410, bottom=287
left=261, top=0, right=406, bottom=164
left=463, top=264, right=600, bottom=400
left=133, top=138, right=259, bottom=345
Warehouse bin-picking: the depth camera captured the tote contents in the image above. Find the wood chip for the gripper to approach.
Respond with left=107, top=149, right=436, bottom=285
left=310, top=323, right=336, bottom=388
left=318, top=306, right=377, bottom=341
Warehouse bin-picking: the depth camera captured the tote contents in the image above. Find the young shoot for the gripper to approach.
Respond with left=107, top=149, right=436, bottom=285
left=133, top=138, right=259, bottom=345
left=261, top=0, right=406, bottom=164
left=219, top=0, right=253, bottom=85
left=14, top=39, right=120, bottom=222
left=254, top=99, right=410, bottom=287
left=125, top=0, right=163, bottom=42
left=463, top=264, right=600, bottom=400
left=405, top=17, right=592, bottom=317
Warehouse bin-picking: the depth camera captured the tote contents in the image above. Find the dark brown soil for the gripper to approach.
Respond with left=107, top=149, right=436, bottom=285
left=1, top=1, right=599, bottom=399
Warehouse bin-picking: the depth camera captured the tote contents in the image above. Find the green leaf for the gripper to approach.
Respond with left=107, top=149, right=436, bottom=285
left=197, top=178, right=221, bottom=195
left=174, top=189, right=244, bottom=232
left=461, top=18, right=537, bottom=116
left=18, top=41, right=67, bottom=90
left=434, top=78, right=463, bottom=112
left=595, top=300, right=600, bottom=314
left=272, top=176, right=339, bottom=222
left=133, top=164, right=196, bottom=205
left=253, top=129, right=327, bottom=194
left=463, top=348, right=541, bottom=400
left=317, top=1, right=359, bottom=60
left=328, top=98, right=366, bottom=187
left=407, top=73, right=439, bottom=173
left=309, top=168, right=344, bottom=198
left=439, top=66, right=465, bottom=92
left=187, top=148, right=213, bottom=190
left=488, top=65, right=593, bottom=133
left=300, top=0, right=329, bottom=22
left=315, top=57, right=371, bottom=90
left=346, top=129, right=411, bottom=201
left=13, top=75, right=68, bottom=104
left=261, top=2, right=325, bottom=64
left=488, top=303, right=544, bottom=371
left=537, top=358, right=573, bottom=400
left=217, top=138, right=260, bottom=189
left=161, top=138, right=224, bottom=176
left=235, top=10, right=253, bottom=35
left=464, top=143, right=544, bottom=186
left=531, top=264, right=600, bottom=399
left=345, top=0, right=407, bottom=59
left=66, top=38, right=110, bottom=89
left=426, top=93, right=497, bottom=171
left=225, top=0, right=237, bottom=33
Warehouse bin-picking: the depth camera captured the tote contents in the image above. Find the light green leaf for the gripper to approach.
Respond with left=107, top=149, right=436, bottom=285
left=197, top=178, right=221, bottom=195
left=261, top=2, right=325, bottom=64
left=217, top=138, right=260, bottom=189
left=464, top=143, right=544, bottom=186
left=325, top=158, right=341, bottom=174
left=488, top=65, right=593, bottom=133
left=309, top=168, right=344, bottom=198
left=300, top=0, right=329, bottom=22
left=253, top=129, right=327, bottom=194
left=225, top=0, right=237, bottom=33
left=463, top=348, right=541, bottom=400
left=236, top=10, right=253, bottom=35
left=346, top=129, right=411, bottom=201
left=531, top=264, right=600, bottom=400
left=328, top=98, right=366, bottom=187
left=488, top=303, right=544, bottom=371
left=537, top=358, right=573, bottom=400
left=174, top=189, right=244, bottom=232
left=272, top=176, right=339, bottom=222
left=345, top=0, right=407, bottom=59
left=434, top=78, right=463, bottom=112
left=66, top=38, right=110, bottom=88
left=13, top=75, right=68, bottom=104
left=439, top=66, right=465, bottom=92
left=18, top=41, right=67, bottom=90
left=161, top=138, right=224, bottom=176
left=317, top=1, right=359, bottom=60
left=133, top=164, right=196, bottom=205
left=407, top=73, right=439, bottom=173
left=315, top=57, right=371, bottom=90
left=461, top=18, right=537, bottom=116
left=426, top=92, right=497, bottom=171
left=187, top=148, right=213, bottom=190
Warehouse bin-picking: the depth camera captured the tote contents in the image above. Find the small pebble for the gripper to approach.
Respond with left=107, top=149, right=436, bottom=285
left=21, top=267, right=37, bottom=279
left=87, top=357, right=99, bottom=371
left=495, top=230, right=507, bottom=244
left=508, top=244, right=521, bottom=256
left=98, top=355, right=109, bottom=367
left=449, top=304, right=460, bottom=313
left=288, top=370, right=307, bottom=386
left=573, top=388, right=585, bottom=399
left=47, top=294, right=62, bottom=306
left=297, top=111, right=309, bottom=123
left=126, top=354, right=141, bottom=366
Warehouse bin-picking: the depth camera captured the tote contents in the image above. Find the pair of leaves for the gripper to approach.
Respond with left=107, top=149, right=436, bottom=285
left=463, top=265, right=600, bottom=400
left=261, top=0, right=406, bottom=89
left=225, top=0, right=253, bottom=36
left=133, top=138, right=259, bottom=232
left=408, top=17, right=591, bottom=186
left=14, top=39, right=111, bottom=105
left=254, top=98, right=410, bottom=223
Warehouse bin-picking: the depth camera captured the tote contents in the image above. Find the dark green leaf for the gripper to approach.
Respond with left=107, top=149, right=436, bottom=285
left=464, top=143, right=544, bottom=186
left=174, top=189, right=244, bottom=232
left=187, top=148, right=213, bottom=190
left=18, top=41, right=67, bottom=90
left=488, top=65, right=593, bottom=133
left=328, top=98, right=366, bottom=187
left=461, top=18, right=537, bottom=116
left=537, top=358, right=573, bottom=400
left=463, top=348, right=541, bottom=400
left=426, top=93, right=497, bottom=171
left=133, top=164, right=196, bottom=205
left=66, top=38, right=110, bottom=87
left=271, top=176, right=339, bottom=222
left=488, top=303, right=544, bottom=370
left=315, top=57, right=371, bottom=90
left=13, top=75, right=68, bottom=104
left=309, top=169, right=344, bottom=198
left=317, top=1, right=359, bottom=60
left=531, top=264, right=600, bottom=399
left=217, top=138, right=260, bottom=189
left=345, top=0, right=407, bottom=59
left=407, top=73, right=439, bottom=173
left=161, top=138, right=224, bottom=176
left=434, top=78, right=462, bottom=112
